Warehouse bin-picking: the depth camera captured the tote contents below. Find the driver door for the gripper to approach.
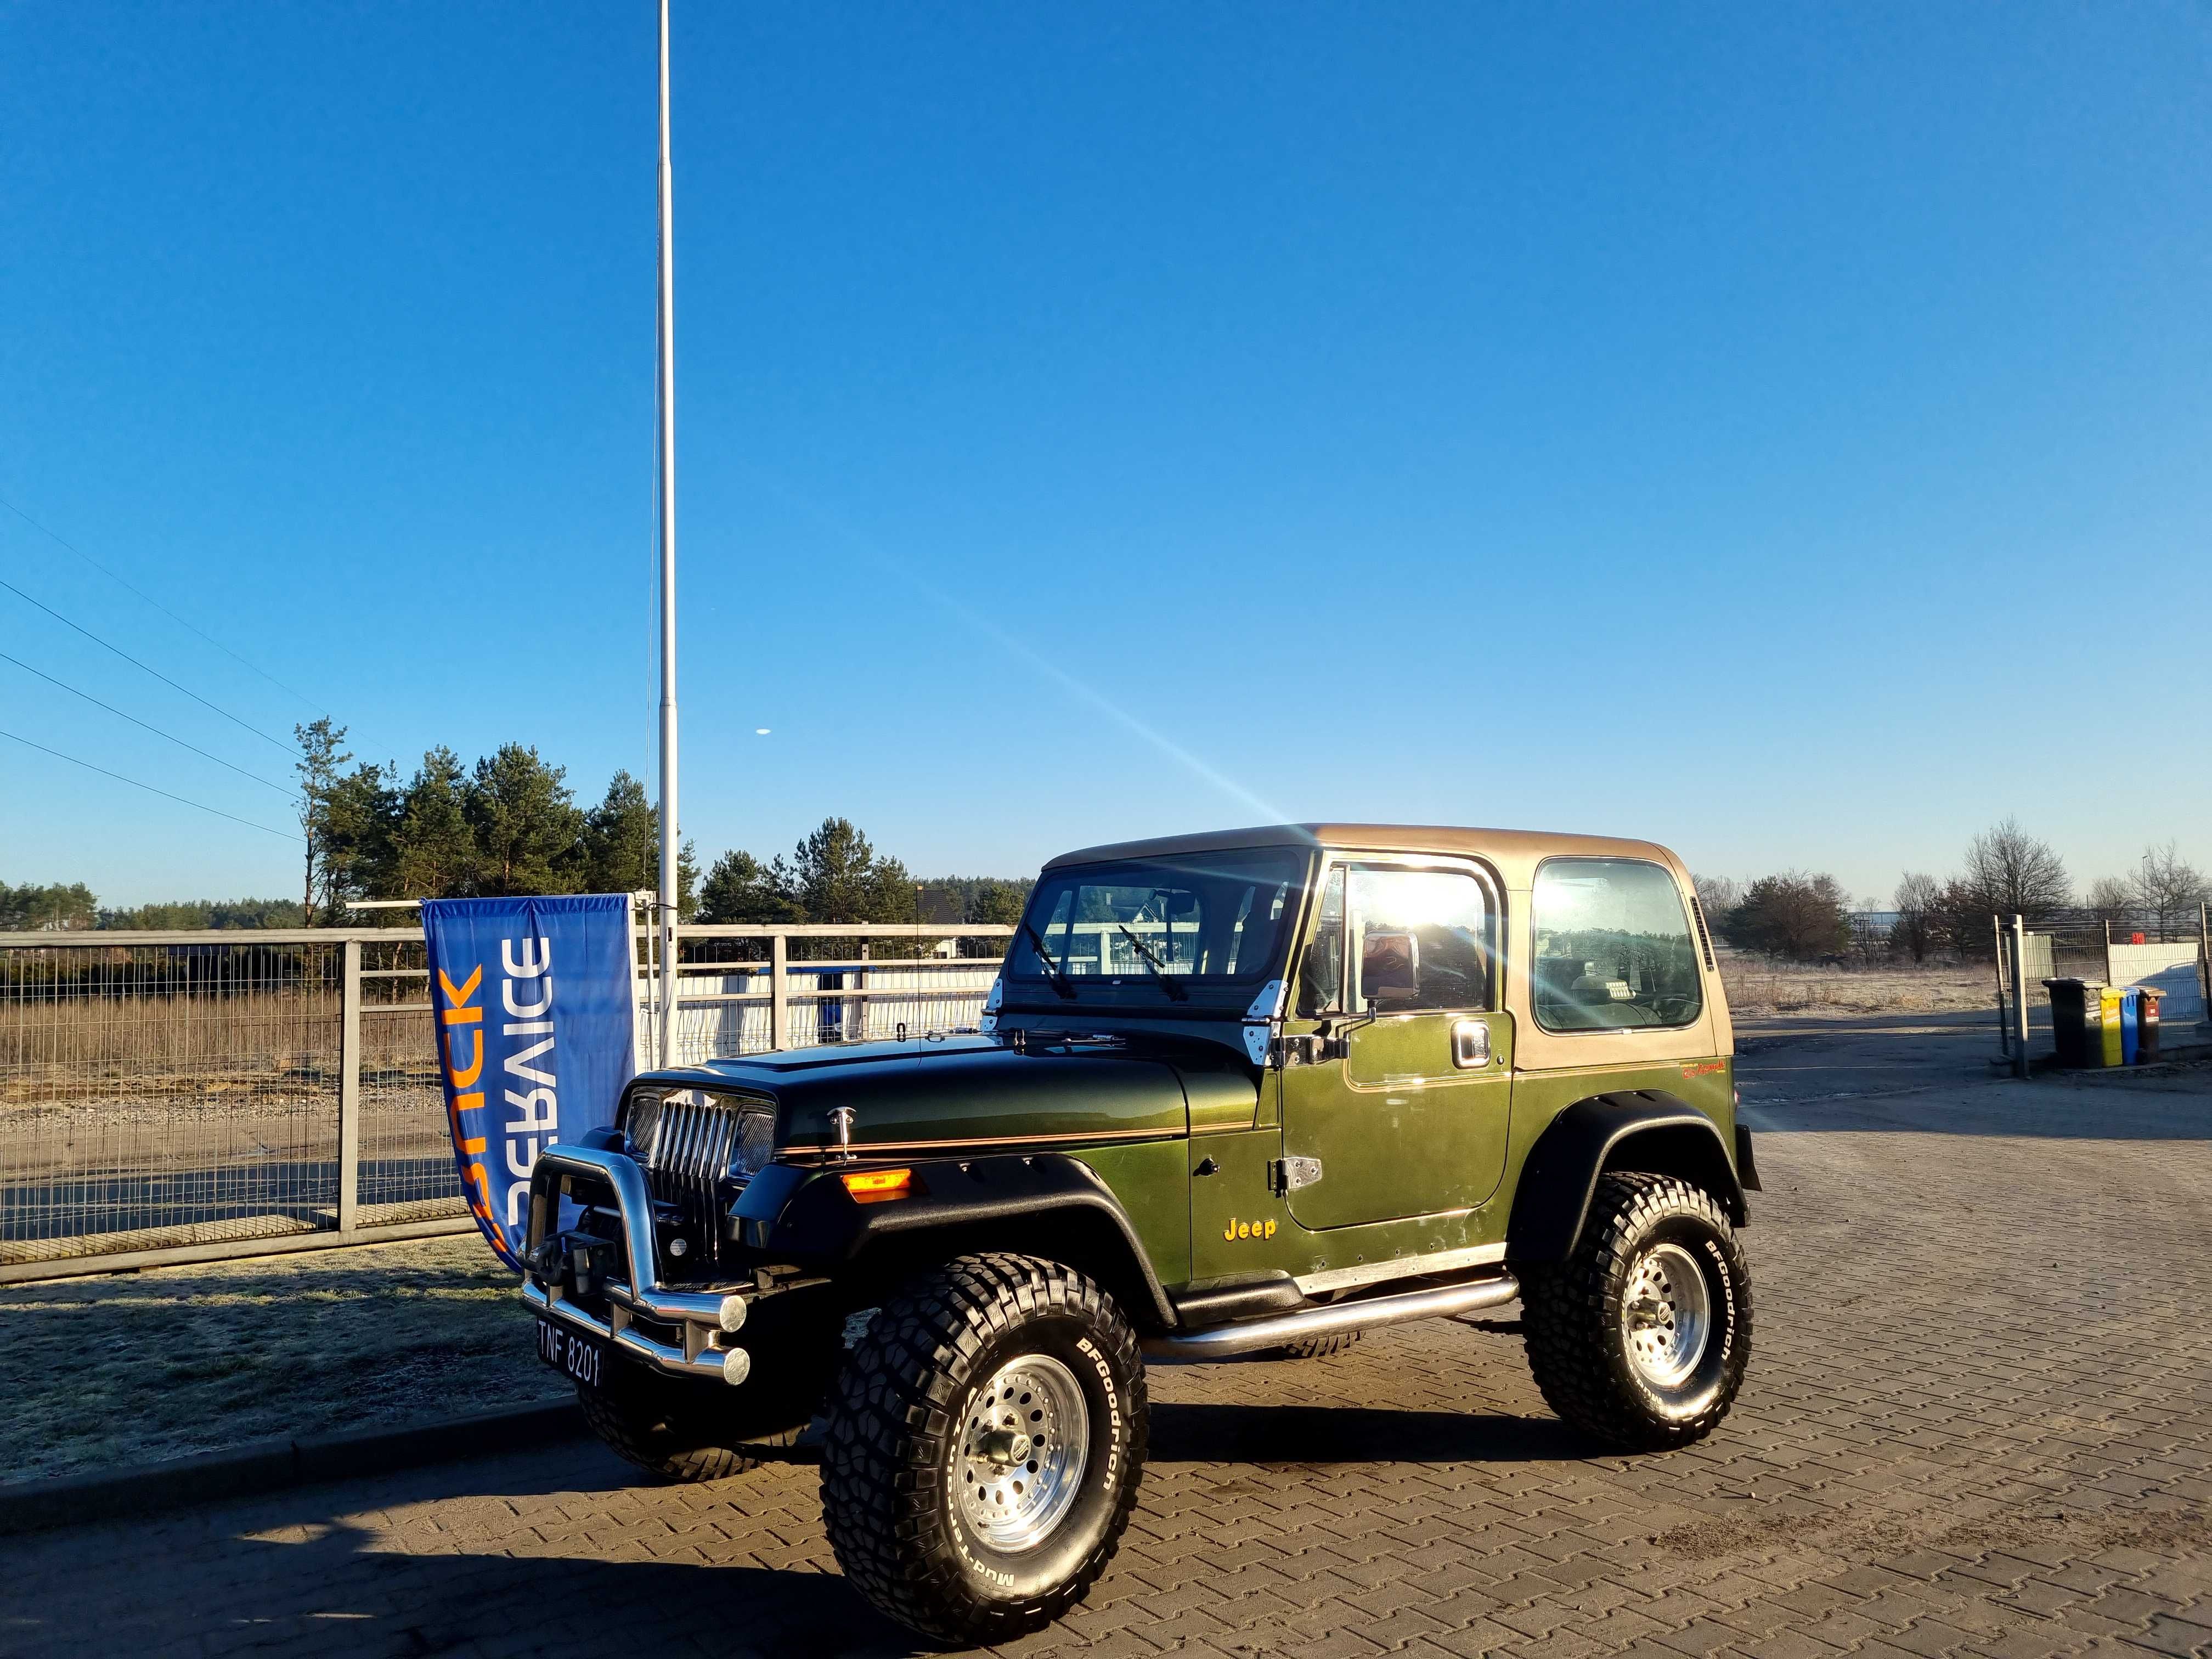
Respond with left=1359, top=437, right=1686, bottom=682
left=1278, top=860, right=1514, bottom=1230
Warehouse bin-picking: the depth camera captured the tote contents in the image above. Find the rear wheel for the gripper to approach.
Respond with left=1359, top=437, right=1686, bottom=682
left=577, top=1364, right=805, bottom=1483
left=822, top=1253, right=1148, bottom=1645
left=1520, top=1172, right=1751, bottom=1452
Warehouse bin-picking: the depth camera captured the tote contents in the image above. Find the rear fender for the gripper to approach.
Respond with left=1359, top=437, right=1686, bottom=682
left=1506, top=1091, right=1746, bottom=1263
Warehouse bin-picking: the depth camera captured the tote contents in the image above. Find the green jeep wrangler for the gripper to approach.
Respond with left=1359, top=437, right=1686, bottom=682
left=522, top=824, right=1757, bottom=1643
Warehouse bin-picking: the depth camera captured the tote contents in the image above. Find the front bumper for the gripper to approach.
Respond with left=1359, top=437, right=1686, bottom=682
left=522, top=1144, right=756, bottom=1386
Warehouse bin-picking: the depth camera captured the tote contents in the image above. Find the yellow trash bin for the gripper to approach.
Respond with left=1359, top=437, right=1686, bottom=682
left=2097, top=986, right=2124, bottom=1067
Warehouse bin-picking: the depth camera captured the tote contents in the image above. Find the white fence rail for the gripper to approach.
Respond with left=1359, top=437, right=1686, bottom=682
left=0, top=921, right=1009, bottom=1283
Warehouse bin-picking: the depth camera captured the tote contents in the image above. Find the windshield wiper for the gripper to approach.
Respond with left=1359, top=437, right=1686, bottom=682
left=1021, top=923, right=1079, bottom=1000
left=1114, top=924, right=1188, bottom=1001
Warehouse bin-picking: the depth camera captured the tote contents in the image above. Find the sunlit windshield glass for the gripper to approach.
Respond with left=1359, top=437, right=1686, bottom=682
left=1007, top=850, right=1306, bottom=995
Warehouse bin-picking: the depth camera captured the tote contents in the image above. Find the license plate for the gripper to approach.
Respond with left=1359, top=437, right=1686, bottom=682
left=537, top=1317, right=606, bottom=1389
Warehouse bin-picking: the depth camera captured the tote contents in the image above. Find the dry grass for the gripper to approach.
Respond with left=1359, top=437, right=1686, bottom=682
left=1719, top=956, right=1996, bottom=1017
left=0, top=1234, right=565, bottom=1483
left=1, top=989, right=428, bottom=1081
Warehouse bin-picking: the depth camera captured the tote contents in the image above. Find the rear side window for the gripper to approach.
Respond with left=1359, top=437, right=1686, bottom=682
left=1530, top=859, right=1703, bottom=1032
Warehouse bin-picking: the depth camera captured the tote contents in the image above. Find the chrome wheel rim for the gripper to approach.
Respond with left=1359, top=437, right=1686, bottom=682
left=1621, top=1242, right=1711, bottom=1390
left=955, top=1353, right=1089, bottom=1552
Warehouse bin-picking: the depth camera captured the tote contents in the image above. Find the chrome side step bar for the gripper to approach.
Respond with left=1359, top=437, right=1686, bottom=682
left=1142, top=1271, right=1520, bottom=1362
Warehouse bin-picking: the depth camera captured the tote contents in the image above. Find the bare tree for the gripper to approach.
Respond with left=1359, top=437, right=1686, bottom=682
left=2129, top=842, right=2209, bottom=938
left=1961, top=817, right=2070, bottom=924
left=2083, top=875, right=2134, bottom=930
left=1692, top=874, right=1741, bottom=926
left=1892, top=871, right=1941, bottom=963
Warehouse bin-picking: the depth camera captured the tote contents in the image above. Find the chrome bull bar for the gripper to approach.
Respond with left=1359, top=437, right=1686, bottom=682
left=523, top=1144, right=754, bottom=1386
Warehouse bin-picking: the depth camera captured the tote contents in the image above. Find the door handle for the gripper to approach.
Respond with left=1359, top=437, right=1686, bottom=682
left=1451, top=1018, right=1491, bottom=1069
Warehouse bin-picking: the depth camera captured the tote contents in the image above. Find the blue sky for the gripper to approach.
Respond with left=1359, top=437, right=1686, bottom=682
left=3, top=3, right=2208, bottom=907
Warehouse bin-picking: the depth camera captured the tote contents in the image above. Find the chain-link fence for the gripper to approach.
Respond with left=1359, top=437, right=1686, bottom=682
left=1, top=934, right=345, bottom=1267
left=1993, top=905, right=2210, bottom=1068
left=1, top=919, right=1012, bottom=1280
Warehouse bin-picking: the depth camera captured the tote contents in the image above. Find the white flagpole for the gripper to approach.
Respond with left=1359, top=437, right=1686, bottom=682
left=654, top=0, right=681, bottom=1066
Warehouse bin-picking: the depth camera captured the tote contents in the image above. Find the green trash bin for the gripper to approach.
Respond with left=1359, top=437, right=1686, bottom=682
left=2044, top=978, right=2105, bottom=1068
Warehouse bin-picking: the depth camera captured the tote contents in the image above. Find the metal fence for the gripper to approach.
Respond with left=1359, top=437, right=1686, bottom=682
left=0, top=919, right=1010, bottom=1283
left=652, top=924, right=1012, bottom=1065
left=1991, top=905, right=2211, bottom=1070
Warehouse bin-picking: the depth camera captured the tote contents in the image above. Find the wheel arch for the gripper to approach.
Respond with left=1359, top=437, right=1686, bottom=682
left=758, top=1152, right=1177, bottom=1331
left=1506, top=1091, right=1746, bottom=1264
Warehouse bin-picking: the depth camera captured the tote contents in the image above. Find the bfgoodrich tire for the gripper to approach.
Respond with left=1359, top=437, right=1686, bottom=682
left=1520, top=1172, right=1751, bottom=1452
left=822, top=1254, right=1148, bottom=1645
left=577, top=1364, right=803, bottom=1483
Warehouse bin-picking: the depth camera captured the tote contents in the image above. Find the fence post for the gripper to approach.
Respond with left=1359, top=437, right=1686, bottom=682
left=338, top=937, right=362, bottom=1234
left=2199, top=902, right=2210, bottom=1028
left=769, top=931, right=790, bottom=1051
left=1991, top=914, right=2010, bottom=1057
left=2010, top=913, right=2030, bottom=1079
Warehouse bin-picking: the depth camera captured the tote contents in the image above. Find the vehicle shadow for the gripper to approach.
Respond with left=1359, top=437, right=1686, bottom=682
left=1747, top=1063, right=2212, bottom=1141
left=1149, top=1401, right=1590, bottom=1464
left=650, top=1398, right=1589, bottom=1470
left=2, top=1401, right=1605, bottom=1658
left=5, top=1518, right=924, bottom=1659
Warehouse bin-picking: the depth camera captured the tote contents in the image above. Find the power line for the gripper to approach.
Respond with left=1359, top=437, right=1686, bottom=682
left=0, top=727, right=300, bottom=840
left=0, top=649, right=298, bottom=798
left=0, top=573, right=302, bottom=757
left=0, top=490, right=331, bottom=718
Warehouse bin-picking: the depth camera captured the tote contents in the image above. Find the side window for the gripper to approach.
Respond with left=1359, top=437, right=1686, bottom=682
left=1295, top=868, right=1346, bottom=1015
left=1530, top=858, right=1704, bottom=1032
left=1348, top=866, right=1493, bottom=1013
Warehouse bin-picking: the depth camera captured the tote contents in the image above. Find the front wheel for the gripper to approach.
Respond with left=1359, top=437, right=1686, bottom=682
left=577, top=1364, right=805, bottom=1482
left=822, top=1254, right=1148, bottom=1645
left=1520, top=1172, right=1751, bottom=1452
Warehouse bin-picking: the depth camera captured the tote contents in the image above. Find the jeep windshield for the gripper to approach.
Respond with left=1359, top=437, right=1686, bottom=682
left=1003, top=848, right=1310, bottom=1013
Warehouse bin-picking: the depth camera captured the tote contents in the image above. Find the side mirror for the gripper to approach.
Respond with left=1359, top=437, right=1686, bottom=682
left=1359, top=929, right=1421, bottom=1007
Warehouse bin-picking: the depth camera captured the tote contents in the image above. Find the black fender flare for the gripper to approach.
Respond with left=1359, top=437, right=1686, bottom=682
left=1506, top=1091, right=1747, bottom=1265
left=737, top=1152, right=1176, bottom=1329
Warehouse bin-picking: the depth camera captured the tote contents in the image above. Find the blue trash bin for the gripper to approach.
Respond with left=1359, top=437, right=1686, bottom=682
left=2119, top=986, right=2141, bottom=1065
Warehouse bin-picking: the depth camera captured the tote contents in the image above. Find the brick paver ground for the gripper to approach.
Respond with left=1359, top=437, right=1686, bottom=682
left=6, top=1064, right=2209, bottom=1659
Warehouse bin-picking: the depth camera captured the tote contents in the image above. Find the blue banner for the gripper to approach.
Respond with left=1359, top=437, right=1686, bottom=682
left=422, top=894, right=637, bottom=1270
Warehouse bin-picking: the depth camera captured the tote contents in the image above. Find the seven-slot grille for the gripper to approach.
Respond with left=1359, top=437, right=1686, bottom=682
left=640, top=1093, right=746, bottom=1204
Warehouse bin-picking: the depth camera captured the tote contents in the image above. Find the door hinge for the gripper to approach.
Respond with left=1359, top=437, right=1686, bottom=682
left=1268, top=1156, right=1323, bottom=1195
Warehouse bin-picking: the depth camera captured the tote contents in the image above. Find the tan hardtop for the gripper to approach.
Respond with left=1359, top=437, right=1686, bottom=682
left=1045, top=823, right=1688, bottom=891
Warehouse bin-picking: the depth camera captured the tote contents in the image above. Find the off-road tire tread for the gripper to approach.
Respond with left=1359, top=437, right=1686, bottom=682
left=821, top=1252, right=1148, bottom=1645
left=1520, top=1172, right=1751, bottom=1453
left=576, top=1376, right=800, bottom=1482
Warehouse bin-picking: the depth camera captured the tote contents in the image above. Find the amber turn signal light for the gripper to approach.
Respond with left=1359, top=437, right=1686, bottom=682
left=840, top=1167, right=916, bottom=1203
